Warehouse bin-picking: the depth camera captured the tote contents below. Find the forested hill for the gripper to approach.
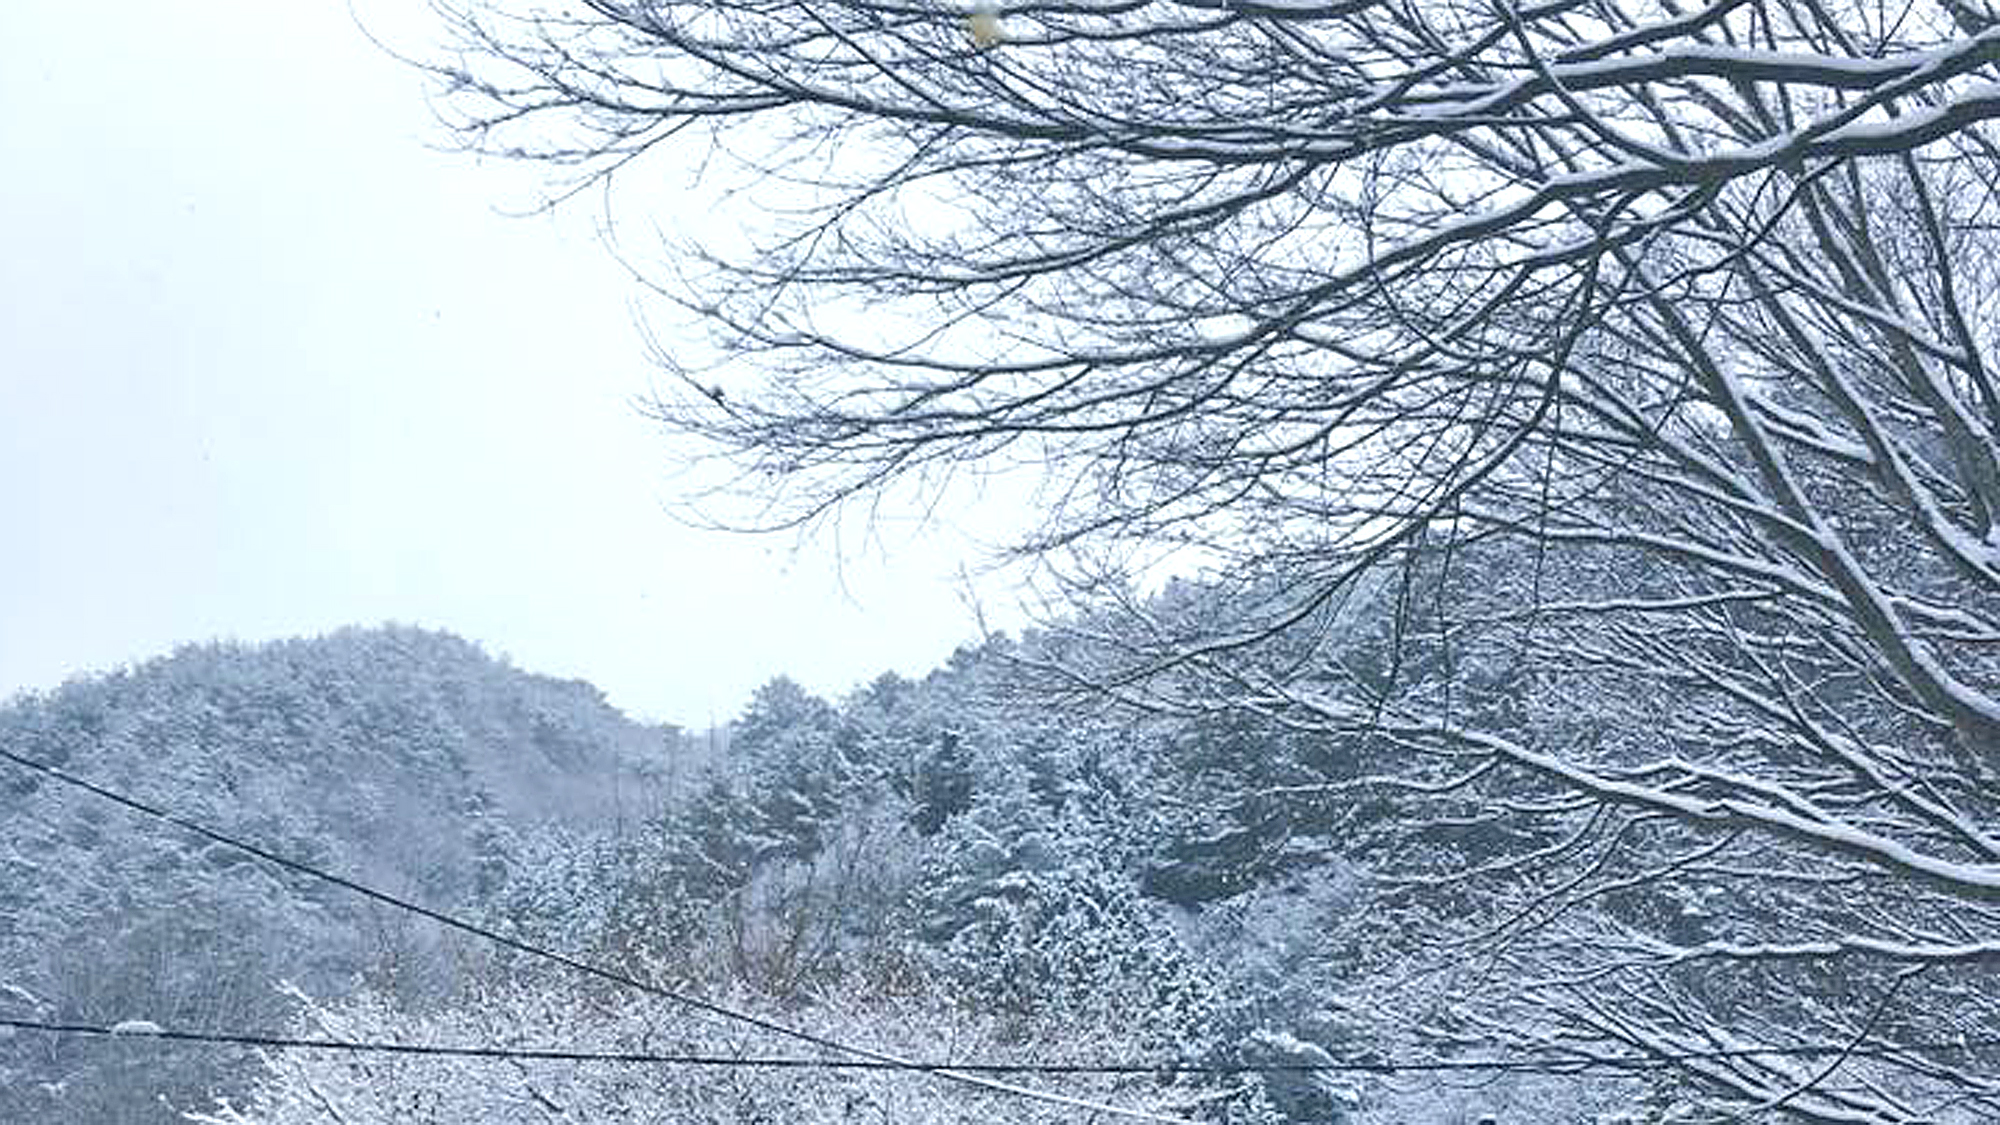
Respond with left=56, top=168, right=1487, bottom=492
left=0, top=625, right=671, bottom=1125
left=1, top=611, right=1795, bottom=1125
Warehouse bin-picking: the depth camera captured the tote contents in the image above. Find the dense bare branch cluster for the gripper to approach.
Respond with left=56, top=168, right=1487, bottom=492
left=429, top=0, right=2000, bottom=1117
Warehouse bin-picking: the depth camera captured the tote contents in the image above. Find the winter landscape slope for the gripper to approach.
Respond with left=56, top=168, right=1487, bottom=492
left=0, top=625, right=671, bottom=1125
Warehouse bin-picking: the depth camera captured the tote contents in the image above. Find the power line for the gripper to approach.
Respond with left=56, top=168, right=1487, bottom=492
left=6, top=1016, right=1165, bottom=1071
left=0, top=1017, right=908, bottom=1068
left=0, top=747, right=1189, bottom=1124
left=4, top=1016, right=1997, bottom=1078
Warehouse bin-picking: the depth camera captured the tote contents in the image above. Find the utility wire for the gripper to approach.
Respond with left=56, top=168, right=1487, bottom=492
left=0, top=748, right=1190, bottom=1125
left=5, top=1016, right=1997, bottom=1077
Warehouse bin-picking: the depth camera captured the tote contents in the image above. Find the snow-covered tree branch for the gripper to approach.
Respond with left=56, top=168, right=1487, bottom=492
left=422, top=0, right=2000, bottom=1118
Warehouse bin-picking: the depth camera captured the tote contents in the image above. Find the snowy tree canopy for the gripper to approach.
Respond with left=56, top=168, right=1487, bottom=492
left=418, top=0, right=2000, bottom=1118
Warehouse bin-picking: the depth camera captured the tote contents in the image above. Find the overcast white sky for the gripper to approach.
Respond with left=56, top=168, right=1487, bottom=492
left=0, top=1, right=1021, bottom=726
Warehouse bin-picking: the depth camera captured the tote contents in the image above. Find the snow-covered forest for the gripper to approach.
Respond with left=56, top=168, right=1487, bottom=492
left=2, top=586, right=1991, bottom=1122
left=5, top=615, right=1672, bottom=1125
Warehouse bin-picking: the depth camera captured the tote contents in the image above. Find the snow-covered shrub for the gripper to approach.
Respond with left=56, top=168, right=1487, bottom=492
left=184, top=974, right=1199, bottom=1125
